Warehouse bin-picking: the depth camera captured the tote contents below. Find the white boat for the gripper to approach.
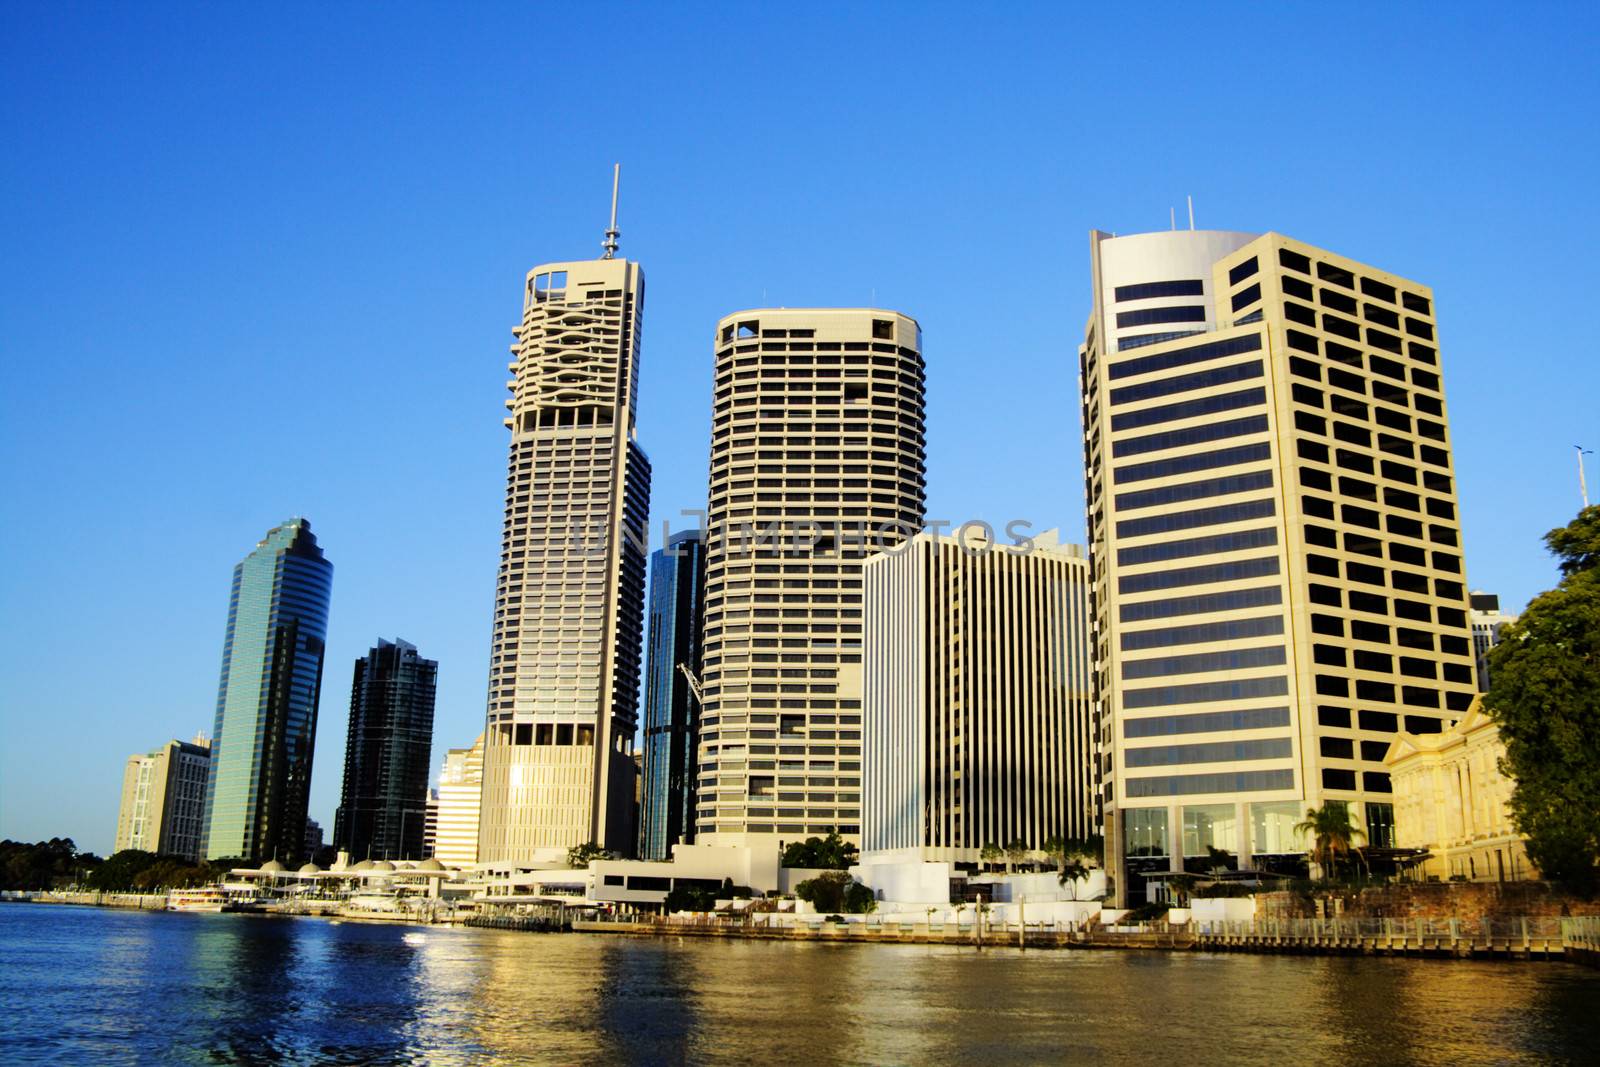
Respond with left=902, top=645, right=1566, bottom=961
left=167, top=886, right=227, bottom=912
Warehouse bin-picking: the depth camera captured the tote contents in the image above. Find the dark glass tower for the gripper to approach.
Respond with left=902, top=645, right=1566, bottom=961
left=202, top=518, right=333, bottom=863
left=334, top=639, right=438, bottom=861
left=638, top=530, right=706, bottom=860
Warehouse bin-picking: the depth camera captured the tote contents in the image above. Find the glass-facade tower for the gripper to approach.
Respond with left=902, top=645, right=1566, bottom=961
left=334, top=638, right=438, bottom=861
left=202, top=518, right=333, bottom=863
left=638, top=530, right=706, bottom=860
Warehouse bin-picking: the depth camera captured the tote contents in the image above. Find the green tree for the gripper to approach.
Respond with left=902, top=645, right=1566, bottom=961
left=566, top=842, right=614, bottom=869
left=794, top=870, right=876, bottom=913
left=664, top=884, right=716, bottom=912
left=978, top=842, right=1002, bottom=872
left=86, top=849, right=161, bottom=891
left=1294, top=804, right=1364, bottom=879
left=780, top=832, right=857, bottom=870
left=1002, top=839, right=1030, bottom=873
left=1484, top=505, right=1600, bottom=892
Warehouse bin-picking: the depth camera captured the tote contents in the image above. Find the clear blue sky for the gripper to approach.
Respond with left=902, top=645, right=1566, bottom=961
left=3, top=4, right=1596, bottom=855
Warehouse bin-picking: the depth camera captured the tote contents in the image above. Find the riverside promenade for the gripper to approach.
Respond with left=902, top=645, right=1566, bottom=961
left=575, top=913, right=1600, bottom=964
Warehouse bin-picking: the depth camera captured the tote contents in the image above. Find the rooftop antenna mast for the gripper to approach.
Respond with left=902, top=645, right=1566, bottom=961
left=601, top=163, right=621, bottom=259
left=1578, top=445, right=1594, bottom=509
left=1187, top=195, right=1195, bottom=231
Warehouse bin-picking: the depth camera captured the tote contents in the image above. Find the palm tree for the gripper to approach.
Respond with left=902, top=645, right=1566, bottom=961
left=1294, top=804, right=1365, bottom=879
left=1057, top=858, right=1090, bottom=900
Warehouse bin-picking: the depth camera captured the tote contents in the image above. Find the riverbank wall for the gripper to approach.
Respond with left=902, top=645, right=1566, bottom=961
left=575, top=914, right=1600, bottom=965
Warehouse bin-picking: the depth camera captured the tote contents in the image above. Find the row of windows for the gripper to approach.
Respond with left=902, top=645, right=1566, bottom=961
left=1117, top=329, right=1206, bottom=352
left=1124, top=769, right=1295, bottom=798
left=1110, top=386, right=1266, bottom=433
left=1115, top=305, right=1206, bottom=330
left=1125, top=737, right=1294, bottom=768
left=1117, top=527, right=1278, bottom=568
left=1116, top=497, right=1276, bottom=539
left=1108, top=332, right=1263, bottom=382
left=1116, top=469, right=1274, bottom=513
left=1119, top=584, right=1283, bottom=623
left=1121, top=614, right=1285, bottom=652
left=1115, top=279, right=1205, bottom=302
left=1109, top=360, right=1264, bottom=407
left=1111, top=414, right=1269, bottom=460
left=1122, top=644, right=1287, bottom=680
left=1119, top=554, right=1280, bottom=596
left=1124, top=705, right=1291, bottom=738
left=1123, top=674, right=1290, bottom=709
left=1115, top=441, right=1273, bottom=485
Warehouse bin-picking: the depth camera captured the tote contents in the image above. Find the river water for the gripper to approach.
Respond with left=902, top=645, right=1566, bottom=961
left=2, top=903, right=1598, bottom=1064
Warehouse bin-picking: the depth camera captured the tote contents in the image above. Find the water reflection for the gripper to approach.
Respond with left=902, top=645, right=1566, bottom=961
left=3, top=906, right=1600, bottom=1066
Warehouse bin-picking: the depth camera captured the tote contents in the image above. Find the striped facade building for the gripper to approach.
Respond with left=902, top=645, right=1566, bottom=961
left=862, top=530, right=1095, bottom=862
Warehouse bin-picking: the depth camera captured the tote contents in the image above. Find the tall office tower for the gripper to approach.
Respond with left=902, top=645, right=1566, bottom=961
left=433, top=734, right=485, bottom=867
left=1469, top=591, right=1516, bottom=692
left=1079, top=230, right=1477, bottom=903
left=334, top=638, right=439, bottom=861
left=478, top=200, right=650, bottom=864
left=203, top=518, right=333, bottom=863
left=697, top=308, right=927, bottom=845
left=861, top=530, right=1095, bottom=860
left=114, top=734, right=212, bottom=860
left=638, top=529, right=707, bottom=860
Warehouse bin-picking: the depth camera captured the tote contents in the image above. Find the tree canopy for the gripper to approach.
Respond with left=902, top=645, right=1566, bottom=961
left=566, top=842, right=615, bottom=869
left=794, top=870, right=875, bottom=913
left=1, top=838, right=97, bottom=891
left=1484, top=505, right=1600, bottom=892
left=780, top=832, right=857, bottom=870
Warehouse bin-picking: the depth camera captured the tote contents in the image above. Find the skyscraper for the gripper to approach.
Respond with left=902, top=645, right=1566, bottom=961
left=334, top=638, right=438, bottom=861
left=202, top=518, right=334, bottom=863
left=478, top=190, right=650, bottom=864
left=862, top=530, right=1095, bottom=860
left=1078, top=230, right=1477, bottom=903
left=697, top=308, right=927, bottom=845
left=638, top=529, right=706, bottom=860
left=115, top=734, right=211, bottom=861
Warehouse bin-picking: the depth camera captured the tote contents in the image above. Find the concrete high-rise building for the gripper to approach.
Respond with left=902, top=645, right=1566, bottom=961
left=202, top=518, right=334, bottom=864
left=334, top=638, right=438, bottom=861
left=303, top=817, right=324, bottom=858
left=638, top=529, right=706, bottom=860
left=421, top=789, right=440, bottom=857
left=1078, top=230, right=1477, bottom=903
left=114, top=734, right=211, bottom=860
left=861, top=530, right=1095, bottom=861
left=697, top=308, right=927, bottom=845
left=434, top=734, right=485, bottom=868
left=1469, top=591, right=1516, bottom=692
left=477, top=225, right=651, bottom=865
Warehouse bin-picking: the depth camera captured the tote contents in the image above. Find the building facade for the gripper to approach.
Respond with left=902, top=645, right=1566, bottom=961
left=1469, top=591, right=1517, bottom=692
left=114, top=734, right=212, bottom=860
left=1078, top=230, right=1477, bottom=903
left=1386, top=698, right=1534, bottom=881
left=334, top=638, right=438, bottom=861
left=861, top=530, right=1095, bottom=862
left=477, top=251, right=651, bottom=864
left=638, top=529, right=706, bottom=860
left=202, top=518, right=334, bottom=863
left=433, top=734, right=485, bottom=867
left=697, top=308, right=927, bottom=845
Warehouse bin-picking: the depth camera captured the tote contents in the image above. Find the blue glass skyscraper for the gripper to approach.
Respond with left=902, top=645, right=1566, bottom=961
left=202, top=518, right=334, bottom=863
left=638, top=530, right=705, bottom=861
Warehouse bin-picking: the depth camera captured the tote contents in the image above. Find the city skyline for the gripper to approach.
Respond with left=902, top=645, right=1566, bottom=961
left=4, top=6, right=1599, bottom=855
